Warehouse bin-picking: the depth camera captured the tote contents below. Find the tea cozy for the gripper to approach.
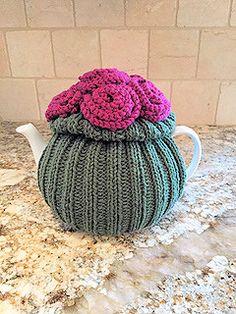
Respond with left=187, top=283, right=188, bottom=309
left=38, top=68, right=186, bottom=235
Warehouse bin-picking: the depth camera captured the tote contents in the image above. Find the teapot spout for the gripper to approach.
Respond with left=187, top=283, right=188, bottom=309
left=16, top=123, right=47, bottom=166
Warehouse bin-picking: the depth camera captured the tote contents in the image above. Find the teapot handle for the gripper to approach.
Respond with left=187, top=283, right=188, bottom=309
left=172, top=126, right=202, bottom=181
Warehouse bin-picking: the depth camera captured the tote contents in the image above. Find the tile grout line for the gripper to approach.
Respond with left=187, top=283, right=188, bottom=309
left=1, top=26, right=236, bottom=32
left=71, top=0, right=76, bottom=27
left=34, top=79, right=42, bottom=120
left=22, top=0, right=29, bottom=27
left=124, top=0, right=127, bottom=26
left=214, top=82, right=223, bottom=125
left=3, top=32, right=13, bottom=77
left=228, top=0, right=234, bottom=26
left=49, top=31, right=57, bottom=77
left=0, top=76, right=235, bottom=82
left=175, top=0, right=180, bottom=27
left=146, top=29, right=151, bottom=79
left=0, top=76, right=78, bottom=80
left=98, top=30, right=103, bottom=68
left=195, top=29, right=202, bottom=78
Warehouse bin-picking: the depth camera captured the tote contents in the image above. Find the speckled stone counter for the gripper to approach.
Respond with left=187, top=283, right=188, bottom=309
left=0, top=121, right=236, bottom=314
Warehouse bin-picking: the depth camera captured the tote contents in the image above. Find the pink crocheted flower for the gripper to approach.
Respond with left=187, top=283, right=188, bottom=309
left=79, top=68, right=130, bottom=85
left=130, top=75, right=171, bottom=122
left=45, top=87, right=83, bottom=121
left=45, top=68, right=171, bottom=130
left=80, top=84, right=140, bottom=130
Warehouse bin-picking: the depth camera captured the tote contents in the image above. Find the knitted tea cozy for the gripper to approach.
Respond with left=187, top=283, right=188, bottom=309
left=38, top=68, right=186, bottom=235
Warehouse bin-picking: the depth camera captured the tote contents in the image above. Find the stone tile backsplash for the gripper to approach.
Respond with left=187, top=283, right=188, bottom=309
left=0, top=0, right=235, bottom=125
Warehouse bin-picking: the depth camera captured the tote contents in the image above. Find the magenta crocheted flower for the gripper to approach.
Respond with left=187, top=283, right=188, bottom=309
left=45, top=68, right=171, bottom=130
left=45, top=87, right=83, bottom=121
left=81, top=84, right=141, bottom=130
left=129, top=75, right=171, bottom=122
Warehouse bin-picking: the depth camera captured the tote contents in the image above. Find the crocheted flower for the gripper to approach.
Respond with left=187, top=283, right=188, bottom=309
left=80, top=84, right=140, bottom=130
left=45, top=68, right=171, bottom=130
left=79, top=68, right=130, bottom=86
left=45, top=87, right=83, bottom=121
left=130, top=75, right=171, bottom=122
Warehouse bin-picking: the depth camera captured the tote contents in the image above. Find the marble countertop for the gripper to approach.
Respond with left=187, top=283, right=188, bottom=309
left=0, top=121, right=235, bottom=314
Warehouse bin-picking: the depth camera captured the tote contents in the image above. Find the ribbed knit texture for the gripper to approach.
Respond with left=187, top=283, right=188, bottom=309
left=38, top=112, right=187, bottom=235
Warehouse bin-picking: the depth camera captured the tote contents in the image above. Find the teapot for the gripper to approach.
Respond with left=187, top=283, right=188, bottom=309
left=16, top=68, right=201, bottom=235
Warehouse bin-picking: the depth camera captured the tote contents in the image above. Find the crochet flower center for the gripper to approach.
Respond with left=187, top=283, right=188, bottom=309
left=81, top=84, right=141, bottom=130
